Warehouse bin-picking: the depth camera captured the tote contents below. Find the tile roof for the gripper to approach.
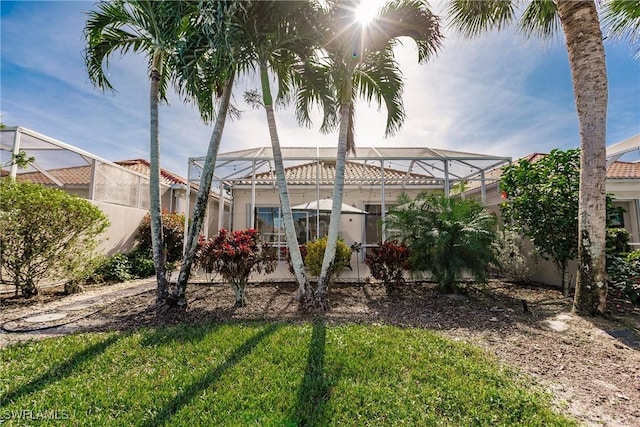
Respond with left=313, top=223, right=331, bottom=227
left=115, top=159, right=187, bottom=186
left=13, top=160, right=187, bottom=187
left=238, top=160, right=442, bottom=186
left=607, top=161, right=640, bottom=179
left=16, top=165, right=91, bottom=185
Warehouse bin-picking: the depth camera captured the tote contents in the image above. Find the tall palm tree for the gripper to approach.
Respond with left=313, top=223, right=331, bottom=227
left=311, top=0, right=442, bottom=309
left=170, top=1, right=244, bottom=308
left=227, top=0, right=335, bottom=302
left=84, top=0, right=194, bottom=304
left=447, top=0, right=611, bottom=315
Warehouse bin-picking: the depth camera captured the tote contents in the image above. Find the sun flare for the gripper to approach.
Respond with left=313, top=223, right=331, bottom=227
left=354, top=1, right=380, bottom=25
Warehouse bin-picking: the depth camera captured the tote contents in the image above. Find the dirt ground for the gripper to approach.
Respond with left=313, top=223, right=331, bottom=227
left=1, top=279, right=639, bottom=426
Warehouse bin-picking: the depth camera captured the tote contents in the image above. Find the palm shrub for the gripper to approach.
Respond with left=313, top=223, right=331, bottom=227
left=0, top=180, right=109, bottom=297
left=365, top=240, right=410, bottom=293
left=305, top=237, right=351, bottom=286
left=386, top=194, right=497, bottom=293
left=196, top=229, right=277, bottom=307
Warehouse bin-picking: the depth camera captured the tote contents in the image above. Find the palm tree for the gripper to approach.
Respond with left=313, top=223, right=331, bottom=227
left=84, top=0, right=195, bottom=304
left=311, top=0, right=442, bottom=309
left=227, top=0, right=335, bottom=303
left=447, top=0, right=611, bottom=315
left=170, top=1, right=244, bottom=308
left=386, top=194, right=497, bottom=293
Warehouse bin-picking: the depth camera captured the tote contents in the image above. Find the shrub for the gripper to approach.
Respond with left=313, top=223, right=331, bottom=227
left=304, top=237, right=351, bottom=283
left=493, top=229, right=539, bottom=283
left=365, top=240, right=409, bottom=292
left=606, top=228, right=630, bottom=255
left=127, top=249, right=156, bottom=279
left=386, top=194, right=497, bottom=294
left=136, top=211, right=185, bottom=263
left=607, top=250, right=640, bottom=305
left=0, top=179, right=109, bottom=296
left=195, top=229, right=277, bottom=307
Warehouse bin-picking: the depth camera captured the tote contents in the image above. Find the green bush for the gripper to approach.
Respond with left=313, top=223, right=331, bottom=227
left=136, top=211, right=185, bottom=263
left=606, top=228, right=630, bottom=255
left=305, top=237, right=351, bottom=282
left=607, top=250, right=640, bottom=305
left=0, top=179, right=109, bottom=296
left=386, top=194, right=497, bottom=293
left=127, top=249, right=156, bottom=278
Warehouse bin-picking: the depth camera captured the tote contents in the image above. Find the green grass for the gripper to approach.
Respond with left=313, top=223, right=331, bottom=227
left=0, top=321, right=575, bottom=426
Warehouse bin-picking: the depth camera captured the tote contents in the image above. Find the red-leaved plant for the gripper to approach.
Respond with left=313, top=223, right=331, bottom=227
left=365, top=240, right=410, bottom=292
left=196, top=229, right=277, bottom=306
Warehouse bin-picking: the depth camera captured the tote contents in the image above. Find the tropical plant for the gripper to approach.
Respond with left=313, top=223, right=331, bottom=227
left=304, top=237, right=352, bottom=285
left=84, top=0, right=196, bottom=303
left=0, top=180, right=109, bottom=297
left=386, top=194, right=497, bottom=293
left=310, top=0, right=442, bottom=309
left=607, top=250, right=640, bottom=305
left=500, top=149, right=580, bottom=296
left=196, top=228, right=277, bottom=307
left=365, top=240, right=410, bottom=292
left=446, top=0, right=614, bottom=315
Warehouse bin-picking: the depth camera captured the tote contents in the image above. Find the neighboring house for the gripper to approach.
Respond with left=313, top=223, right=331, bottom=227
left=0, top=126, right=228, bottom=254
left=462, top=135, right=640, bottom=287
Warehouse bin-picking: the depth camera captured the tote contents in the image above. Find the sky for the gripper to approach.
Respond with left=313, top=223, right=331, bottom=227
left=1, top=0, right=638, bottom=178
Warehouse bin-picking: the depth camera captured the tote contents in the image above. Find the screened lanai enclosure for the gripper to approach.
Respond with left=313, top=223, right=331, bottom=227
left=1, top=126, right=154, bottom=208
left=186, top=146, right=511, bottom=259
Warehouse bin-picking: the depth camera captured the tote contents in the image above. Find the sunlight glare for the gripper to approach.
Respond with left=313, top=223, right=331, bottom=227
left=354, top=1, right=380, bottom=25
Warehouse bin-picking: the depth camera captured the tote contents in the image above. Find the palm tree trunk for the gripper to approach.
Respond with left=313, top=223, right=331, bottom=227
left=315, top=95, right=351, bottom=310
left=149, top=51, right=167, bottom=303
left=172, top=72, right=236, bottom=308
left=555, top=0, right=608, bottom=315
left=259, top=64, right=310, bottom=301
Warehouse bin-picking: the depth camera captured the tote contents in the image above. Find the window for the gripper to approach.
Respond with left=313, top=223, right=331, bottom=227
left=254, top=207, right=329, bottom=245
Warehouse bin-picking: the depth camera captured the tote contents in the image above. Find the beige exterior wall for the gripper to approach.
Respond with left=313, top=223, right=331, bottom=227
left=91, top=201, right=148, bottom=255
left=465, top=177, right=640, bottom=288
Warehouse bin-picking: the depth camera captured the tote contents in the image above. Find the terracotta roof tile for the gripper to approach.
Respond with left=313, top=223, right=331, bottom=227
left=115, top=159, right=187, bottom=186
left=606, top=161, right=640, bottom=179
left=239, top=160, right=441, bottom=186
left=16, top=165, right=91, bottom=185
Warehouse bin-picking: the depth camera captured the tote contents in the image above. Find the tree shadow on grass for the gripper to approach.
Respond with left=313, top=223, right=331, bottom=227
left=141, top=322, right=280, bottom=427
left=291, top=317, right=337, bottom=427
left=1, top=334, right=121, bottom=406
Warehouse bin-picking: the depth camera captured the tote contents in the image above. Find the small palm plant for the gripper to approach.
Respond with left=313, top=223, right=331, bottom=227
left=386, top=194, right=497, bottom=293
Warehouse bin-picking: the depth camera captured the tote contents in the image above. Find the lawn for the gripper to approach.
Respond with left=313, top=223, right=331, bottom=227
left=0, top=320, right=575, bottom=426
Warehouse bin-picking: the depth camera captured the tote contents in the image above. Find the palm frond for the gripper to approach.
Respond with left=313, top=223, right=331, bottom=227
left=519, top=0, right=559, bottom=38
left=447, top=0, right=517, bottom=38
left=353, top=47, right=406, bottom=137
left=602, top=0, right=640, bottom=58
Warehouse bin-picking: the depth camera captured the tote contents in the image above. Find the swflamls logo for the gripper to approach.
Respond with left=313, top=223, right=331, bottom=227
left=0, top=409, right=70, bottom=421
